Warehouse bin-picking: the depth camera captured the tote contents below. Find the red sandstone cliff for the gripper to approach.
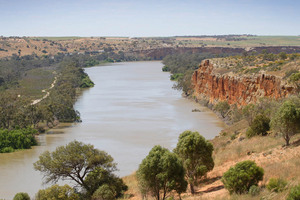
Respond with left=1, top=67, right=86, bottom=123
left=192, top=60, right=296, bottom=107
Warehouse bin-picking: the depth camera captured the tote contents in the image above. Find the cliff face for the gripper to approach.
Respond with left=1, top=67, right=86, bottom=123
left=192, top=60, right=295, bottom=107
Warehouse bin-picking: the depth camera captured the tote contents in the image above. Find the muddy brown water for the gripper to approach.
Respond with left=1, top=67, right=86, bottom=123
left=0, top=61, right=225, bottom=199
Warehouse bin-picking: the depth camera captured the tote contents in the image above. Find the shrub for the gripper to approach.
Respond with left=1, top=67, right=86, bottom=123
left=249, top=114, right=270, bottom=136
left=287, top=184, right=300, bottom=200
left=249, top=185, right=260, bottom=196
left=267, top=178, right=287, bottom=192
left=222, top=160, right=264, bottom=194
left=13, top=192, right=30, bottom=200
left=92, top=184, right=115, bottom=200
left=246, top=128, right=256, bottom=138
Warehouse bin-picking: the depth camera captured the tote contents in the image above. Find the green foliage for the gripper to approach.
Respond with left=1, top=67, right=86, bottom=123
left=246, top=128, right=256, bottom=138
left=287, top=184, right=300, bottom=200
left=174, top=130, right=214, bottom=194
left=266, top=178, right=287, bottom=192
left=214, top=101, right=230, bottom=118
left=92, top=184, right=115, bottom=200
left=0, top=128, right=37, bottom=153
left=80, top=73, right=95, bottom=88
left=248, top=185, right=260, bottom=196
left=289, top=72, right=300, bottom=83
left=35, top=184, right=79, bottom=200
left=162, top=66, right=170, bottom=72
left=85, top=59, right=100, bottom=67
left=222, top=160, right=264, bottom=194
left=84, top=167, right=127, bottom=197
left=248, top=114, right=270, bottom=137
left=279, top=52, right=287, bottom=60
left=170, top=73, right=183, bottom=81
left=271, top=100, right=300, bottom=146
left=137, top=145, right=187, bottom=200
left=13, top=192, right=30, bottom=200
left=263, top=52, right=276, bottom=61
left=34, top=141, right=125, bottom=197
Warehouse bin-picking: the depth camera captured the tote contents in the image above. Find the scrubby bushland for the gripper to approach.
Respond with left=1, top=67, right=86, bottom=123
left=266, top=178, right=287, bottom=193
left=174, top=130, right=214, bottom=194
left=222, top=160, right=264, bottom=194
left=35, top=184, right=79, bottom=200
left=287, top=184, right=300, bottom=200
left=34, top=141, right=127, bottom=198
left=137, top=145, right=187, bottom=200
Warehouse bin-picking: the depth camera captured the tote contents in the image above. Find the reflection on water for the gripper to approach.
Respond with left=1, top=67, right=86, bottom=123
left=0, top=61, right=225, bottom=199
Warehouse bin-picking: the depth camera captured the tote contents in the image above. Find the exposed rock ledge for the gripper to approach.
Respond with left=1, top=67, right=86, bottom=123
left=192, top=60, right=296, bottom=107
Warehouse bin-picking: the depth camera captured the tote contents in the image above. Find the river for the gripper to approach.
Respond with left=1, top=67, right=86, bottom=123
left=0, top=61, right=225, bottom=199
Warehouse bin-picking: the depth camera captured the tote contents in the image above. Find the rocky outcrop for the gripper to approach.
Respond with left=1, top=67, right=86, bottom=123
left=192, top=60, right=295, bottom=107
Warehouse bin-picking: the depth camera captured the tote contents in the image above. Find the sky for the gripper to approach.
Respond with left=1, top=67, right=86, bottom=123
left=1, top=0, right=299, bottom=37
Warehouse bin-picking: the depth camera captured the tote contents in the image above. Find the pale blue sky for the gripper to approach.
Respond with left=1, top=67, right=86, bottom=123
left=1, top=0, right=299, bottom=37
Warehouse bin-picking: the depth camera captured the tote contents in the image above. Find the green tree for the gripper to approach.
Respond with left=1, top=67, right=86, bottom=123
left=84, top=167, right=127, bottom=197
left=13, top=192, right=30, bottom=200
left=91, top=184, right=115, bottom=200
left=34, top=141, right=123, bottom=196
left=246, top=114, right=270, bottom=137
left=214, top=101, right=230, bottom=118
left=271, top=101, right=300, bottom=146
left=137, top=145, right=187, bottom=200
left=174, top=130, right=214, bottom=194
left=222, top=160, right=264, bottom=194
left=35, top=184, right=79, bottom=200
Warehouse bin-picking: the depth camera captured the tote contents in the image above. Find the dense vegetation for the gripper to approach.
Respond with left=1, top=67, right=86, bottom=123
left=0, top=53, right=102, bottom=152
left=0, top=128, right=37, bottom=153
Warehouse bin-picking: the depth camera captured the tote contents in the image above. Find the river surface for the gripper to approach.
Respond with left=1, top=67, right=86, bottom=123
left=0, top=61, right=225, bottom=199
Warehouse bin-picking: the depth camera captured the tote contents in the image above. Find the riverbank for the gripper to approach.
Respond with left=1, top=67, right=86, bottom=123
left=0, top=61, right=226, bottom=199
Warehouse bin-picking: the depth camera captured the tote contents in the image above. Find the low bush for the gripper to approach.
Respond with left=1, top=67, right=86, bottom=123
left=248, top=185, right=260, bottom=196
left=246, top=128, right=256, bottom=138
left=267, top=178, right=287, bottom=192
left=222, top=160, right=264, bottom=194
left=287, top=184, right=300, bottom=200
